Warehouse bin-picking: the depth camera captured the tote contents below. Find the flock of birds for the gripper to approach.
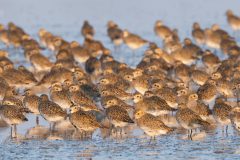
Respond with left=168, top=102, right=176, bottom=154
left=0, top=10, right=240, bottom=141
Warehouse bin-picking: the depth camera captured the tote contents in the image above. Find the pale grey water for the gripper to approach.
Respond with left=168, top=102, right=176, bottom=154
left=1, top=0, right=240, bottom=159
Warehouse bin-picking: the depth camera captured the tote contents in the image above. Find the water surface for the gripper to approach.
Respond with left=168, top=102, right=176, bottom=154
left=1, top=0, right=240, bottom=159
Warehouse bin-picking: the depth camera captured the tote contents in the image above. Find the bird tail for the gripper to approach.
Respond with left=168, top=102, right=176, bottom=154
left=127, top=118, right=135, bottom=124
left=22, top=117, right=28, bottom=121
left=198, top=119, right=210, bottom=127
left=100, top=124, right=110, bottom=129
left=170, top=108, right=178, bottom=112
left=20, top=108, right=32, bottom=113
left=167, top=127, right=175, bottom=133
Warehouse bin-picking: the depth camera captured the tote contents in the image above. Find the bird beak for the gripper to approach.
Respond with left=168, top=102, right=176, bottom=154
left=101, top=105, right=106, bottom=110
left=70, top=102, right=75, bottom=108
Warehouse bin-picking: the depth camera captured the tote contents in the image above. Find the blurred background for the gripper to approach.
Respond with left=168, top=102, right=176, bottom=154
left=1, top=0, right=240, bottom=41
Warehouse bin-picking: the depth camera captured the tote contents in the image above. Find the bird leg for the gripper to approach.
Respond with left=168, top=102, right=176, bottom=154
left=115, top=127, right=119, bottom=137
left=10, top=125, right=13, bottom=138
left=108, top=125, right=113, bottom=137
left=14, top=124, right=17, bottom=138
left=49, top=123, right=55, bottom=136
left=83, top=131, right=87, bottom=138
left=224, top=93, right=227, bottom=101
left=189, top=129, right=193, bottom=140
left=78, top=129, right=83, bottom=139
left=49, top=123, right=52, bottom=131
left=149, top=137, right=153, bottom=145
left=221, top=126, right=224, bottom=136
left=131, top=50, right=136, bottom=66
left=80, top=130, right=84, bottom=139
left=114, top=127, right=118, bottom=135
left=90, top=132, right=93, bottom=139
left=226, top=125, right=228, bottom=136
left=86, top=132, right=90, bottom=139
left=36, top=116, right=39, bottom=126
left=237, top=91, right=240, bottom=104
left=120, top=128, right=123, bottom=136
left=86, top=131, right=89, bottom=139
left=52, top=122, right=56, bottom=131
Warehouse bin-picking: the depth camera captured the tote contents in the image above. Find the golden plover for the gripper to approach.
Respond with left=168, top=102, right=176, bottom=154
left=213, top=97, right=232, bottom=133
left=187, top=93, right=212, bottom=121
left=69, top=84, right=100, bottom=112
left=135, top=110, right=173, bottom=139
left=176, top=103, right=210, bottom=139
left=39, top=94, right=67, bottom=130
left=49, top=82, right=72, bottom=111
left=70, top=41, right=90, bottom=63
left=107, top=21, right=123, bottom=46
left=105, top=105, right=134, bottom=134
left=192, top=22, right=205, bottom=45
left=69, top=105, right=103, bottom=138
left=100, top=86, right=132, bottom=101
left=23, top=89, right=40, bottom=125
left=154, top=20, right=173, bottom=40
left=133, top=92, right=176, bottom=116
left=81, top=20, right=95, bottom=39
left=197, top=80, right=217, bottom=105
left=123, top=30, right=148, bottom=50
left=0, top=104, right=28, bottom=138
left=226, top=10, right=240, bottom=31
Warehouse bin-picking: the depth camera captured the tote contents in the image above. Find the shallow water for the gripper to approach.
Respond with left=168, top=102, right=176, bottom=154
left=1, top=0, right=240, bottom=159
